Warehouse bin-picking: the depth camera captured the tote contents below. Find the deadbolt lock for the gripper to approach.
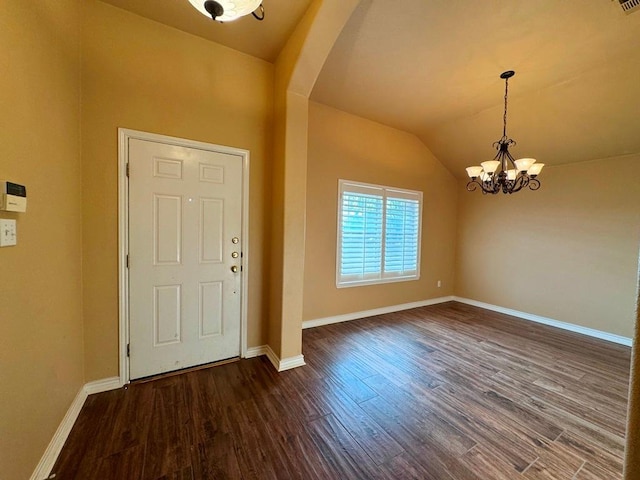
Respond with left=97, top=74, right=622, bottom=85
left=232, top=251, right=239, bottom=258
left=232, top=237, right=239, bottom=244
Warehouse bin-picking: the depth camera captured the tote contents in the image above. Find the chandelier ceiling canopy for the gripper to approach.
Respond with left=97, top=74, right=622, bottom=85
left=466, top=71, right=544, bottom=195
left=188, top=0, right=264, bottom=22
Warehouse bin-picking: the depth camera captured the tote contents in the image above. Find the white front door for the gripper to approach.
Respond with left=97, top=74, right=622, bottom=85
left=128, top=138, right=243, bottom=380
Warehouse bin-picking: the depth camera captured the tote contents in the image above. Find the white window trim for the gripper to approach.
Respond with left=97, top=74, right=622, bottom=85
left=336, top=179, right=423, bottom=288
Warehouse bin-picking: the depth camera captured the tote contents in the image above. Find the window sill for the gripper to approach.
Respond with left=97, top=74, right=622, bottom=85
left=336, top=274, right=420, bottom=289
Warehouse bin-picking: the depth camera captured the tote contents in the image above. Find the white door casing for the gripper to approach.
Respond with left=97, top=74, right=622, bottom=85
left=123, top=133, right=247, bottom=380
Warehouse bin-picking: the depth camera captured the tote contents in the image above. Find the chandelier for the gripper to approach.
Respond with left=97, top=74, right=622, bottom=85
left=466, top=71, right=544, bottom=194
left=188, top=0, right=264, bottom=22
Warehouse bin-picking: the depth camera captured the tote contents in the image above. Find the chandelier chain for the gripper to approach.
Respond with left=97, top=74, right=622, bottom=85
left=503, top=76, right=509, bottom=138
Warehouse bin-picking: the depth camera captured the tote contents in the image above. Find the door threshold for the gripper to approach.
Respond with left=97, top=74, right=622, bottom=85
left=130, top=356, right=240, bottom=384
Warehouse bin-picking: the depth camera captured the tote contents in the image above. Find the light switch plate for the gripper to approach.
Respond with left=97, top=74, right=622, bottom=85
left=0, top=219, right=17, bottom=246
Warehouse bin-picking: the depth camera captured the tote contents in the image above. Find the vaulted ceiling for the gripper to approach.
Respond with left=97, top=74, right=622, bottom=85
left=311, top=0, right=640, bottom=177
left=101, top=0, right=640, bottom=177
left=99, top=0, right=314, bottom=61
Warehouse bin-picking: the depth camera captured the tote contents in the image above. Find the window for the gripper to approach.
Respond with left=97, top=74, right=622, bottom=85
left=337, top=179, right=422, bottom=287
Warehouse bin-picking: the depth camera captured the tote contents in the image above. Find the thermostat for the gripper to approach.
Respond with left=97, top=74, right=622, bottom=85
left=0, top=181, right=27, bottom=212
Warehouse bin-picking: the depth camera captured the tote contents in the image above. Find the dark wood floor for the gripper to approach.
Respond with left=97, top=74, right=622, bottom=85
left=52, top=302, right=631, bottom=479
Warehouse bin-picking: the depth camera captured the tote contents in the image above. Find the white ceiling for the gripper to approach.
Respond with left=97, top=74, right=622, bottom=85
left=100, top=0, right=640, bottom=177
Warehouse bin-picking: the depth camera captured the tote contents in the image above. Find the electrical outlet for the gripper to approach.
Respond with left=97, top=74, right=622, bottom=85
left=0, top=219, right=17, bottom=246
left=437, top=280, right=442, bottom=288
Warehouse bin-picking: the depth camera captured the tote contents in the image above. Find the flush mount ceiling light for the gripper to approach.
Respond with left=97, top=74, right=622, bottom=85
left=188, top=0, right=264, bottom=22
left=466, top=71, right=544, bottom=194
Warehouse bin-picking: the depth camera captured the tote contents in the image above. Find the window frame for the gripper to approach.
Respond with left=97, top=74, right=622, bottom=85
left=336, top=179, right=423, bottom=288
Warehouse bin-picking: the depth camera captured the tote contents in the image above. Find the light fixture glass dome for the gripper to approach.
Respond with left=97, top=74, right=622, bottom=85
left=188, top=0, right=262, bottom=22
left=514, top=157, right=536, bottom=172
left=466, top=166, right=483, bottom=178
left=527, top=163, right=545, bottom=176
left=481, top=160, right=500, bottom=174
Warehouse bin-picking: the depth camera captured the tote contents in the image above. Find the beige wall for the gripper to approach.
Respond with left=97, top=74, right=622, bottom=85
left=270, top=0, right=360, bottom=360
left=2, top=1, right=638, bottom=478
left=455, top=156, right=640, bottom=338
left=624, top=268, right=640, bottom=479
left=303, top=102, right=458, bottom=321
left=81, top=0, right=274, bottom=380
left=0, top=1, right=84, bottom=479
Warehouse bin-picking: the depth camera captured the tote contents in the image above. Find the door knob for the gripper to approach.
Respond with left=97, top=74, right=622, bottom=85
left=231, top=265, right=238, bottom=273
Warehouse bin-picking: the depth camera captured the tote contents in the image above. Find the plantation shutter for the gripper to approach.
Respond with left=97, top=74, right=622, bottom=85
left=384, top=190, right=421, bottom=278
left=337, top=180, right=422, bottom=287
left=339, top=183, right=384, bottom=283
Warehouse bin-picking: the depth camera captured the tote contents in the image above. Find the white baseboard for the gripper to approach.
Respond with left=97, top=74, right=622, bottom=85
left=245, top=345, right=268, bottom=358
left=262, top=345, right=306, bottom=372
left=278, top=354, right=306, bottom=371
left=245, top=344, right=306, bottom=371
left=264, top=344, right=280, bottom=370
left=30, top=343, right=309, bottom=480
left=40, top=294, right=625, bottom=479
left=302, top=296, right=455, bottom=330
left=30, top=377, right=122, bottom=480
left=30, top=387, right=87, bottom=480
left=453, top=297, right=633, bottom=347
left=84, top=376, right=122, bottom=395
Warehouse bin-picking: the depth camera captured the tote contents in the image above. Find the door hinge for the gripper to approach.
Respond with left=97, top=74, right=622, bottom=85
left=127, top=343, right=130, bottom=357
left=126, top=163, right=130, bottom=177
left=126, top=254, right=130, bottom=269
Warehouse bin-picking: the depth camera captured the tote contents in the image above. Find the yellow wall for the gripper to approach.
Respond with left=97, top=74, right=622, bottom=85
left=267, top=0, right=324, bottom=361
left=303, top=102, right=458, bottom=320
left=270, top=0, right=360, bottom=360
left=624, top=268, right=640, bottom=479
left=0, top=1, right=84, bottom=479
left=455, top=156, right=640, bottom=338
left=81, top=0, right=274, bottom=380
left=3, top=2, right=638, bottom=477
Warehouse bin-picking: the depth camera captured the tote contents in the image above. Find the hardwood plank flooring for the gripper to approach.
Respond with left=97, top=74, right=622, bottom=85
left=52, top=302, right=631, bottom=479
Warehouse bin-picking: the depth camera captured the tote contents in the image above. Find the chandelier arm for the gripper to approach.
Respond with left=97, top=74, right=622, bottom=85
left=481, top=178, right=494, bottom=194
left=504, top=147, right=517, bottom=169
left=528, top=178, right=541, bottom=191
left=495, top=172, right=506, bottom=194
left=498, top=151, right=508, bottom=174
left=491, top=178, right=500, bottom=194
left=466, top=178, right=496, bottom=193
left=466, top=180, right=481, bottom=192
left=513, top=176, right=529, bottom=193
left=511, top=174, right=529, bottom=194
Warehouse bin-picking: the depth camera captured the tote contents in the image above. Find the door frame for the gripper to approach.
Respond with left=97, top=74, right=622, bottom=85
left=117, top=128, right=250, bottom=385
